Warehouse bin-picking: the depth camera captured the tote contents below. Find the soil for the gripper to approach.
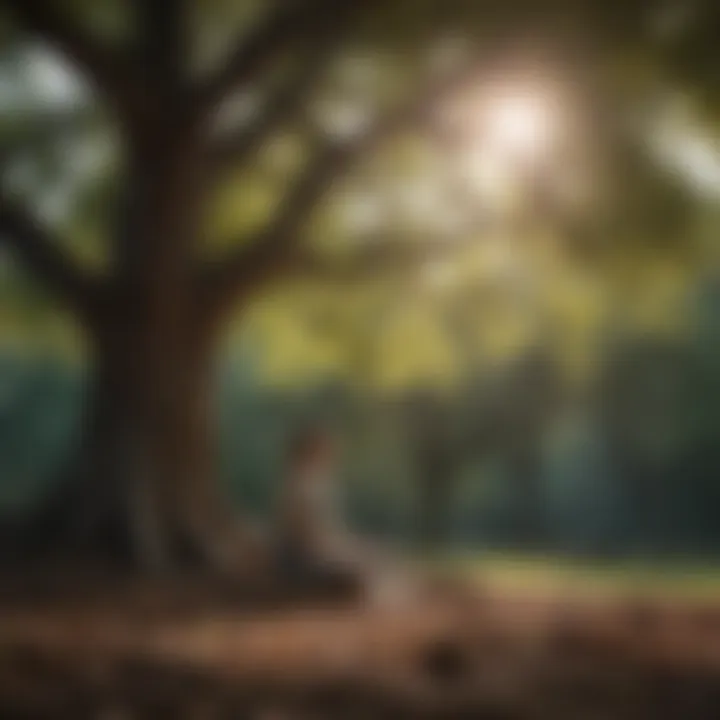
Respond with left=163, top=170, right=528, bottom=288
left=0, top=571, right=718, bottom=719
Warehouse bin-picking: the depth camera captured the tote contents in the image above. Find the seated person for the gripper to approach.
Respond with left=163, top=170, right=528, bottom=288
left=274, top=427, right=469, bottom=606
left=275, top=427, right=362, bottom=593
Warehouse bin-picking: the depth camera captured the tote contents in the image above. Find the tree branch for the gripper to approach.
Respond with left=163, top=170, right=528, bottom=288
left=285, top=234, right=481, bottom=284
left=198, top=142, right=346, bottom=319
left=196, top=0, right=347, bottom=116
left=206, top=10, right=352, bottom=181
left=199, top=54, right=487, bottom=320
left=0, top=195, right=97, bottom=316
left=2, top=0, right=141, bottom=112
left=132, top=0, right=187, bottom=86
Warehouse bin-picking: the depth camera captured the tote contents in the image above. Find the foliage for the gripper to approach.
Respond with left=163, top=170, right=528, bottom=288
left=1, top=275, right=718, bottom=555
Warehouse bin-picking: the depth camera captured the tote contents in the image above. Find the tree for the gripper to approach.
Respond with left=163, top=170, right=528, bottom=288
left=0, top=0, right=504, bottom=570
left=597, top=336, right=706, bottom=551
left=0, top=0, right=716, bottom=572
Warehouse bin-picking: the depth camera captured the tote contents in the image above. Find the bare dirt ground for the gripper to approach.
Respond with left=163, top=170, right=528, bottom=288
left=0, top=572, right=719, bottom=719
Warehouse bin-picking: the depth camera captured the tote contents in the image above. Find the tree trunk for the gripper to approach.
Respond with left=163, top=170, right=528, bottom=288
left=414, top=449, right=454, bottom=552
left=8, top=305, right=238, bottom=571
left=417, top=472, right=451, bottom=551
left=4, top=119, right=246, bottom=572
left=505, top=440, right=546, bottom=548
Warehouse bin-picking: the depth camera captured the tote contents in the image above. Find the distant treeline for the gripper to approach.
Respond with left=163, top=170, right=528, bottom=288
left=1, top=289, right=718, bottom=561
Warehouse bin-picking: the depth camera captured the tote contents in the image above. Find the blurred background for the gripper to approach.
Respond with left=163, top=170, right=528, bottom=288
left=0, top=0, right=719, bottom=571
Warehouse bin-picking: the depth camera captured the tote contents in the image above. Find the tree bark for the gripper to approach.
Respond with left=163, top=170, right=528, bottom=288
left=3, top=113, right=245, bottom=571
left=6, top=302, right=235, bottom=571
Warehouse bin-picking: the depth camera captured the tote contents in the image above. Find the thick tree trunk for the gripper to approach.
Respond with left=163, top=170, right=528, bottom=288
left=0, top=74, right=261, bottom=572
left=9, top=309, right=238, bottom=571
left=4, top=121, right=246, bottom=572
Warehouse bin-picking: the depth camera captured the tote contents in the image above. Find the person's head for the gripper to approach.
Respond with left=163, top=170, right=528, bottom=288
left=286, top=427, right=337, bottom=480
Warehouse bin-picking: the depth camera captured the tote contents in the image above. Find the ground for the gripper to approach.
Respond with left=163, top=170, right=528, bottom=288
left=0, top=556, right=719, bottom=719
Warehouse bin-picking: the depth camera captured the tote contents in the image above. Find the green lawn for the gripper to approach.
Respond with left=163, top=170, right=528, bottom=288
left=446, top=552, right=720, bottom=600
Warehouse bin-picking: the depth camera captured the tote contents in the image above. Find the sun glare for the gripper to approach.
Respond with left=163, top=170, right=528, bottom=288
left=452, top=78, right=566, bottom=204
left=484, top=89, right=558, bottom=162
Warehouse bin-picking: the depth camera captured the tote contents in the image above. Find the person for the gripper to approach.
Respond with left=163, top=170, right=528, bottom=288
left=275, top=427, right=362, bottom=593
left=274, top=426, right=468, bottom=607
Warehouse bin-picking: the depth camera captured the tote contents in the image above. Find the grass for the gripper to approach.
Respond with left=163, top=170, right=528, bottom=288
left=445, top=551, right=720, bottom=600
